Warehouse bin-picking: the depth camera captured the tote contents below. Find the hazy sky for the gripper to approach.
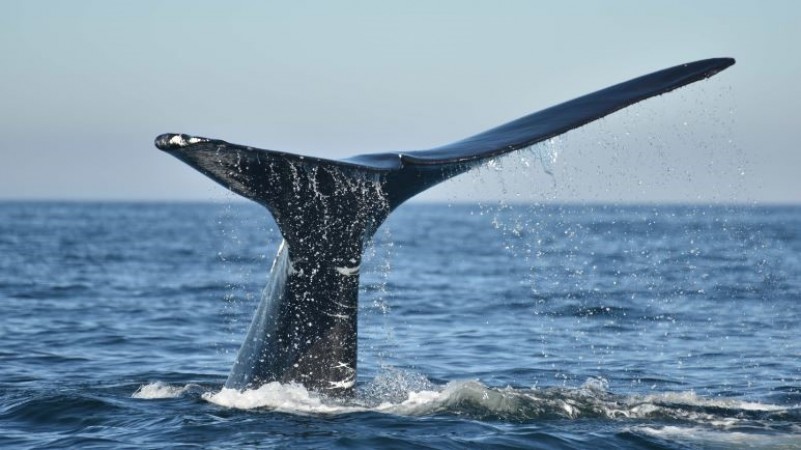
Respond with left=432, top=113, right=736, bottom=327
left=1, top=0, right=799, bottom=203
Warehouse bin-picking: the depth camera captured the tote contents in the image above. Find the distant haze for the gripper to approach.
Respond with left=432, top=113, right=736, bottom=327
left=1, top=1, right=799, bottom=204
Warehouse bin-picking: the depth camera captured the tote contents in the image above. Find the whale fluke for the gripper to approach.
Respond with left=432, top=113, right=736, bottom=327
left=155, top=58, right=734, bottom=395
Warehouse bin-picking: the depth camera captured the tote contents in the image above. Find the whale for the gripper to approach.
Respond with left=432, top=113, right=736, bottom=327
left=155, top=58, right=734, bottom=396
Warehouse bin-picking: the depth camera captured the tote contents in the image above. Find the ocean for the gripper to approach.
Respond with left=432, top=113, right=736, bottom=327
left=1, top=201, right=799, bottom=449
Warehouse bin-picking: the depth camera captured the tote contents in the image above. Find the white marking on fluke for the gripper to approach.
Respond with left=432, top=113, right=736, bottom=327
left=323, top=311, right=349, bottom=320
left=168, top=135, right=206, bottom=147
left=335, top=264, right=360, bottom=276
left=332, top=361, right=354, bottom=372
left=328, top=377, right=355, bottom=390
left=288, top=259, right=299, bottom=276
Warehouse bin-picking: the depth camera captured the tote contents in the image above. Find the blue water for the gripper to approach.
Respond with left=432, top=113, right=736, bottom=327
left=1, top=201, right=800, bottom=449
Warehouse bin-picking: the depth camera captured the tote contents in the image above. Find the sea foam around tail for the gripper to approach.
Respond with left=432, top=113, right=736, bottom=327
left=132, top=373, right=795, bottom=425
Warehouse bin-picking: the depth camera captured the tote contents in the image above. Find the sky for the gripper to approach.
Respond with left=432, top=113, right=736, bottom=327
left=1, top=0, right=799, bottom=204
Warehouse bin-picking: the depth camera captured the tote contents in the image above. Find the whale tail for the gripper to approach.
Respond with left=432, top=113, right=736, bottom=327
left=157, top=57, right=734, bottom=215
left=155, top=57, right=734, bottom=394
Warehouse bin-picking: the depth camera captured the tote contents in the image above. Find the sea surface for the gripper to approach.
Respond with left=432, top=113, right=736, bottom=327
left=1, top=201, right=800, bottom=449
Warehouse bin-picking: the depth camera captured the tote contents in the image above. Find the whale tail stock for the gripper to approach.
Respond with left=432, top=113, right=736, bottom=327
left=155, top=58, right=734, bottom=395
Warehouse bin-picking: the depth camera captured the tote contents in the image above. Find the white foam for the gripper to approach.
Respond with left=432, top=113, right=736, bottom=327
left=132, top=382, right=189, bottom=399
left=640, top=391, right=786, bottom=412
left=200, top=374, right=449, bottom=416
left=140, top=373, right=789, bottom=427
left=631, top=425, right=800, bottom=447
left=203, top=382, right=363, bottom=415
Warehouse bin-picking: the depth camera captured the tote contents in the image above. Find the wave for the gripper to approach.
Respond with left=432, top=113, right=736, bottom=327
left=629, top=424, right=801, bottom=449
left=132, top=373, right=798, bottom=427
left=132, top=381, right=195, bottom=399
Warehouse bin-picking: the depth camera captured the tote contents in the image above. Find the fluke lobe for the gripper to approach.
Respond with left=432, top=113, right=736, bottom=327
left=155, top=58, right=735, bottom=396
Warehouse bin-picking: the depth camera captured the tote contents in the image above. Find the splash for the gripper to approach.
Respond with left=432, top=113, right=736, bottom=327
left=139, top=374, right=795, bottom=430
left=203, top=382, right=348, bottom=414
left=132, top=382, right=191, bottom=399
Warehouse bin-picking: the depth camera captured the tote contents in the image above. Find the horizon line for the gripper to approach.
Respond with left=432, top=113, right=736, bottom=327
left=0, top=197, right=797, bottom=208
